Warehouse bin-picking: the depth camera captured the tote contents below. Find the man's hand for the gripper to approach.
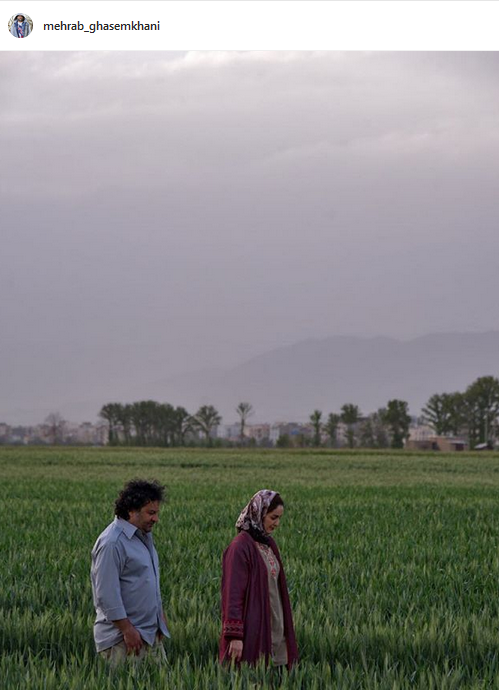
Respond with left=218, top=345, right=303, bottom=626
left=112, top=618, right=143, bottom=655
left=123, top=623, right=143, bottom=655
left=228, top=639, right=243, bottom=662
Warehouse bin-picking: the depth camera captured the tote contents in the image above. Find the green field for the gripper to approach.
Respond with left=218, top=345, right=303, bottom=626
left=2, top=446, right=499, bottom=689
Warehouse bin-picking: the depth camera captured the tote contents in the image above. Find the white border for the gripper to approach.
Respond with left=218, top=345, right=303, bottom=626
left=2, top=1, right=499, bottom=50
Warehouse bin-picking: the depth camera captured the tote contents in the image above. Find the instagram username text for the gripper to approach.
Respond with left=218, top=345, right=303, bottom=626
left=43, top=20, right=161, bottom=33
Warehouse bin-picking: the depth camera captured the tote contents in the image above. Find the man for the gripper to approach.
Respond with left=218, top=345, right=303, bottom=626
left=11, top=14, right=31, bottom=37
left=91, top=478, right=170, bottom=665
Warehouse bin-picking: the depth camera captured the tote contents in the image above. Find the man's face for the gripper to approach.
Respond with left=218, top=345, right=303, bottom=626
left=128, top=500, right=160, bottom=533
left=17, top=16, right=24, bottom=21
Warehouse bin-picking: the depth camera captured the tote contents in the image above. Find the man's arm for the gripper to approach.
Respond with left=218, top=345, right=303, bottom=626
left=91, top=541, right=143, bottom=654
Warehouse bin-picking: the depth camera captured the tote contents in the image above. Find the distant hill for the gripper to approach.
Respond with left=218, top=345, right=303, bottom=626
left=2, top=331, right=499, bottom=425
left=146, top=332, right=499, bottom=422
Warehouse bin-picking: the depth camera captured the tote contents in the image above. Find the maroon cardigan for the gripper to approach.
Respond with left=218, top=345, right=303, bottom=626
left=219, top=531, right=298, bottom=668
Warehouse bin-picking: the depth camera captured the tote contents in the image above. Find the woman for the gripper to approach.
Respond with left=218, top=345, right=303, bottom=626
left=219, top=489, right=298, bottom=668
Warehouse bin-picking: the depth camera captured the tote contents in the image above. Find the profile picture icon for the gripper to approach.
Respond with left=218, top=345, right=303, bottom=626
left=9, top=12, right=32, bottom=38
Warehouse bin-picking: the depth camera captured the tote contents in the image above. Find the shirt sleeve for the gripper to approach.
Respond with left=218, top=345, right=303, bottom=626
left=91, top=540, right=127, bottom=622
left=221, top=540, right=250, bottom=640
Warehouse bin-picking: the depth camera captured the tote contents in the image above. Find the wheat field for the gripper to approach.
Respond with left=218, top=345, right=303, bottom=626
left=2, top=446, right=499, bottom=689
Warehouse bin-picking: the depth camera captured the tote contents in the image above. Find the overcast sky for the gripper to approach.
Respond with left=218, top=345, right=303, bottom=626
left=2, top=51, right=499, bottom=421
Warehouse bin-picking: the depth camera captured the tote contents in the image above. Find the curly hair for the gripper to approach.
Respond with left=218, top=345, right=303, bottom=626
left=114, top=478, right=166, bottom=519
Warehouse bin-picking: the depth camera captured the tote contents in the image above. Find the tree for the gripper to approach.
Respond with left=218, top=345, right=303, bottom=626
left=295, top=432, right=311, bottom=448
left=155, top=403, right=176, bottom=447
left=446, top=392, right=467, bottom=436
left=130, top=400, right=158, bottom=446
left=45, top=412, right=66, bottom=445
left=359, top=410, right=391, bottom=449
left=340, top=403, right=361, bottom=448
left=276, top=433, right=291, bottom=448
left=99, top=403, right=122, bottom=445
left=421, top=393, right=453, bottom=435
left=309, top=410, right=323, bottom=447
left=463, top=376, right=499, bottom=447
left=172, top=406, right=191, bottom=446
left=100, top=400, right=194, bottom=447
left=421, top=392, right=466, bottom=436
left=324, top=413, right=340, bottom=448
left=236, top=402, right=254, bottom=445
left=116, top=403, right=133, bottom=446
left=382, top=399, right=411, bottom=448
left=193, top=405, right=222, bottom=446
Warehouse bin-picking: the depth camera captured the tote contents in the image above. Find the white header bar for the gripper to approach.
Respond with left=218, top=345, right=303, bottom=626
left=3, top=1, right=499, bottom=51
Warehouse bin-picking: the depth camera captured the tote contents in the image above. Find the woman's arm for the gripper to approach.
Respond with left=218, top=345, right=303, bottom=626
left=221, top=539, right=250, bottom=650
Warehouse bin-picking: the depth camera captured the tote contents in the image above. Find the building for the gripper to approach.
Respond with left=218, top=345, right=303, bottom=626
left=408, top=424, right=435, bottom=442
left=405, top=435, right=468, bottom=452
left=269, top=422, right=314, bottom=445
left=244, top=424, right=271, bottom=444
left=0, top=423, right=11, bottom=441
left=215, top=423, right=240, bottom=441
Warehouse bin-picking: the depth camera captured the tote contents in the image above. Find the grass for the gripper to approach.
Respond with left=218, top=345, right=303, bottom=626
left=2, top=446, right=499, bottom=688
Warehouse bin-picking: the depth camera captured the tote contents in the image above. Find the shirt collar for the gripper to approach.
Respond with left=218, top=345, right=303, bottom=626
left=114, top=516, right=140, bottom=539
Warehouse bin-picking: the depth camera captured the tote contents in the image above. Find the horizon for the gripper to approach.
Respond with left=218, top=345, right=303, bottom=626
left=1, top=328, right=498, bottom=427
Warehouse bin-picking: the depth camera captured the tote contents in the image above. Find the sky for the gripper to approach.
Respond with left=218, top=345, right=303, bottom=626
left=1, top=51, right=499, bottom=422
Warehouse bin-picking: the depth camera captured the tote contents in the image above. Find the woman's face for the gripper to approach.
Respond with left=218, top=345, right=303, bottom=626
left=263, top=505, right=284, bottom=534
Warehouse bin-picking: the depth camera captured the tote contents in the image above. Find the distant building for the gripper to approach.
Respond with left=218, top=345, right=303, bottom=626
left=0, top=420, right=107, bottom=446
left=9, top=426, right=33, bottom=445
left=270, top=422, right=313, bottom=445
left=336, top=421, right=350, bottom=446
left=215, top=423, right=240, bottom=441
left=408, top=424, right=435, bottom=442
left=244, top=424, right=270, bottom=443
left=405, top=435, right=467, bottom=452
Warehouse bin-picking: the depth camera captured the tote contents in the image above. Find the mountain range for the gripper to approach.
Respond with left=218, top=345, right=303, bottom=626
left=3, top=331, right=499, bottom=425
left=135, top=331, right=499, bottom=423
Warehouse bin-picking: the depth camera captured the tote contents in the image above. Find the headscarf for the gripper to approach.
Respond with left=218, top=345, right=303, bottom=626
left=235, top=489, right=279, bottom=545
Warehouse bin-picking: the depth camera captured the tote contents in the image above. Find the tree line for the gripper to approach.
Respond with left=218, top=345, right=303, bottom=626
left=306, top=399, right=411, bottom=449
left=421, top=375, right=499, bottom=449
left=97, top=375, right=499, bottom=449
left=99, top=401, right=224, bottom=447
left=305, top=376, right=499, bottom=450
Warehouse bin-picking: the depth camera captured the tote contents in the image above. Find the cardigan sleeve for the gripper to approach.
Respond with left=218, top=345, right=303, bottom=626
left=221, top=539, right=250, bottom=640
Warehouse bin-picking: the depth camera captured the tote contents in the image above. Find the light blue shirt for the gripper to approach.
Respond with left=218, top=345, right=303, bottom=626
left=91, top=517, right=170, bottom=652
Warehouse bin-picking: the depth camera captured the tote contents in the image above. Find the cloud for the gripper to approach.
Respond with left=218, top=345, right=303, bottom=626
left=1, top=51, right=499, bottom=421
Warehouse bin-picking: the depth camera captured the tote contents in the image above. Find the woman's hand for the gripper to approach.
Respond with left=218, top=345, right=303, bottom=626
left=228, top=639, right=243, bottom=662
